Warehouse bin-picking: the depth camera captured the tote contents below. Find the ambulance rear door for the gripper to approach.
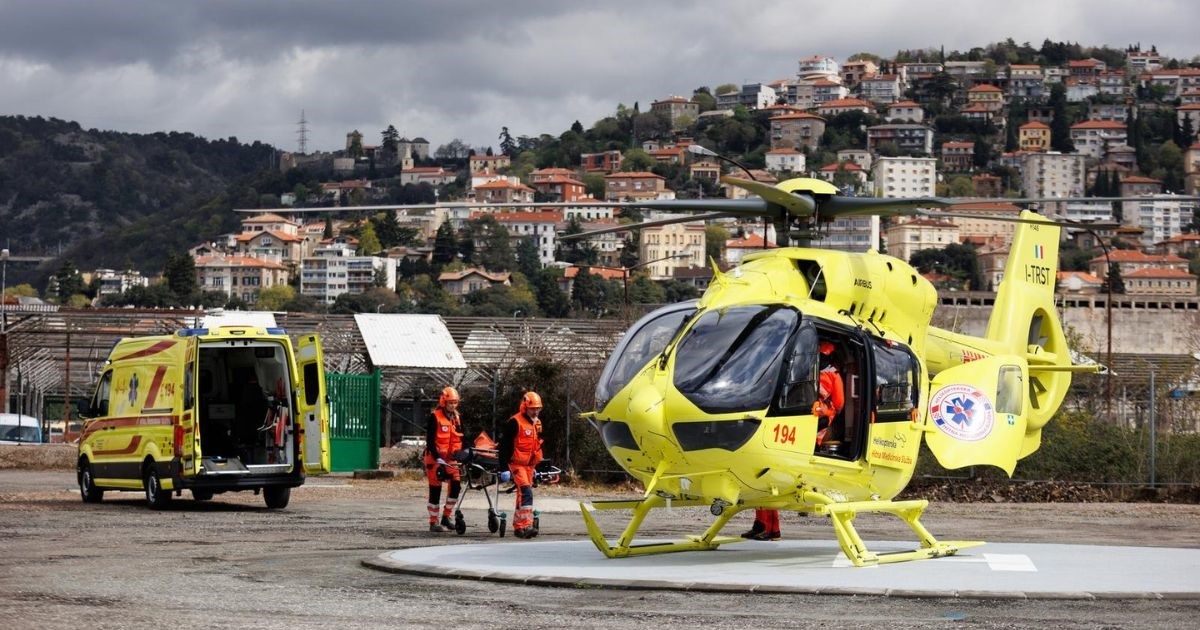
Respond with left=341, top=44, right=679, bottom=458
left=295, top=334, right=331, bottom=474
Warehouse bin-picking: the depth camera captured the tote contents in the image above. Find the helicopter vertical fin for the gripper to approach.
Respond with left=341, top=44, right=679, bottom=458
left=983, top=210, right=1072, bottom=458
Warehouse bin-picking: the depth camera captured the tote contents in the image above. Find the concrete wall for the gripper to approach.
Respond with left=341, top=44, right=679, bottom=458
left=932, top=293, right=1200, bottom=356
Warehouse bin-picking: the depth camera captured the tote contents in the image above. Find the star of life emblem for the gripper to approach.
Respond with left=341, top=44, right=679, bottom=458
left=929, top=384, right=994, bottom=441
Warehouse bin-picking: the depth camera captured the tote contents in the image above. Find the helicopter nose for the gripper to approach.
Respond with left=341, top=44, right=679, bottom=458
left=624, top=385, right=670, bottom=454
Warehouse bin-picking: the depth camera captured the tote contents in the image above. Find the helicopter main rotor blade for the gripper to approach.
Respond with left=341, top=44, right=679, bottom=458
left=559, top=212, right=738, bottom=241
left=719, top=176, right=818, bottom=217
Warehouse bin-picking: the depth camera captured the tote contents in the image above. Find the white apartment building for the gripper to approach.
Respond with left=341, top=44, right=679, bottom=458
left=300, top=240, right=398, bottom=305
left=872, top=156, right=937, bottom=198
left=89, top=269, right=150, bottom=297
left=811, top=216, right=881, bottom=253
left=883, top=218, right=959, bottom=264
left=765, top=148, right=806, bottom=174
left=1021, top=152, right=1087, bottom=205
left=1069, top=121, right=1127, bottom=159
left=490, top=210, right=561, bottom=265
left=798, top=55, right=839, bottom=80
left=1125, top=196, right=1199, bottom=247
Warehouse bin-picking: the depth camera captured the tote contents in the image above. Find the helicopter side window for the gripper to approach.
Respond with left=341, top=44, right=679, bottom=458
left=871, top=339, right=919, bottom=422
left=778, top=321, right=819, bottom=411
left=673, top=305, right=798, bottom=413
left=595, top=302, right=695, bottom=409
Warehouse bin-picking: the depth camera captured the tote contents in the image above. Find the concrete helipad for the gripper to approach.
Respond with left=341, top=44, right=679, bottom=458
left=365, top=539, right=1200, bottom=599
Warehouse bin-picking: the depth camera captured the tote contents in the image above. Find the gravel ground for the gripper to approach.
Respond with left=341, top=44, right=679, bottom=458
left=1, top=468, right=1199, bottom=629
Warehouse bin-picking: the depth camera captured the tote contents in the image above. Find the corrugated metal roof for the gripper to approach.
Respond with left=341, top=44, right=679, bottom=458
left=201, top=310, right=278, bottom=329
left=355, top=314, right=467, bottom=369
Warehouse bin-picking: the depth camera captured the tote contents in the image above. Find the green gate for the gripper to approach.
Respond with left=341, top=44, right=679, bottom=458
left=327, top=371, right=381, bottom=472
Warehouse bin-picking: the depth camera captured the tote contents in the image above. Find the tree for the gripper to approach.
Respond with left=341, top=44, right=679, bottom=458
left=357, top=221, right=382, bottom=255
left=1104, top=261, right=1126, bottom=294
left=947, top=176, right=976, bottom=197
left=558, top=216, right=598, bottom=265
left=909, top=243, right=985, bottom=291
left=705, top=224, right=729, bottom=265
left=347, top=130, right=364, bottom=159
left=381, top=125, right=400, bottom=163
left=498, top=127, right=517, bottom=157
left=621, top=148, right=655, bottom=172
left=471, top=215, right=515, bottom=271
left=570, top=270, right=610, bottom=317
left=516, top=236, right=541, bottom=278
left=162, top=252, right=198, bottom=303
left=463, top=283, right=540, bottom=318
left=323, top=215, right=334, bottom=239
left=435, top=139, right=470, bottom=159
left=626, top=273, right=666, bottom=305
left=531, top=268, right=570, bottom=317
left=256, top=285, right=295, bottom=311
left=432, top=222, right=459, bottom=267
left=1049, top=83, right=1075, bottom=153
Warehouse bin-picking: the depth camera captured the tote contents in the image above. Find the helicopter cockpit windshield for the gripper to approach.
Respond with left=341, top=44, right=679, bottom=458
left=673, top=305, right=799, bottom=413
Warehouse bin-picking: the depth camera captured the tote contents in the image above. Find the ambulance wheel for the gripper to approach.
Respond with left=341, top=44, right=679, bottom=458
left=79, top=459, right=103, bottom=503
left=455, top=512, right=466, bottom=535
left=144, top=466, right=172, bottom=510
left=487, top=509, right=499, bottom=533
left=499, top=517, right=507, bottom=538
left=192, top=489, right=214, bottom=502
left=263, top=486, right=291, bottom=509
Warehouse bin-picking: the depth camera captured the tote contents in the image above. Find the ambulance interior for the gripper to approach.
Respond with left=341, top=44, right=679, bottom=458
left=197, top=341, right=295, bottom=471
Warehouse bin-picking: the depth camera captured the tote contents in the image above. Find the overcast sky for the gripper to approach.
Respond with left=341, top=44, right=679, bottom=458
left=1, top=0, right=1196, bottom=155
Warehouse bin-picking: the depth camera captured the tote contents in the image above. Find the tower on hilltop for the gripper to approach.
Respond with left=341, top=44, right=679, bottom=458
left=297, top=110, right=309, bottom=155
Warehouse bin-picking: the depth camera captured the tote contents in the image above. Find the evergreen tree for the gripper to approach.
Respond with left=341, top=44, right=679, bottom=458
left=53, top=260, right=85, bottom=304
left=516, top=236, right=541, bottom=278
left=432, top=222, right=459, bottom=266
left=532, top=268, right=570, bottom=318
left=1048, top=83, right=1074, bottom=152
left=162, top=252, right=198, bottom=302
left=498, top=126, right=517, bottom=157
left=570, top=270, right=608, bottom=316
left=323, top=215, right=334, bottom=239
left=1104, top=261, right=1126, bottom=294
left=357, top=221, right=382, bottom=255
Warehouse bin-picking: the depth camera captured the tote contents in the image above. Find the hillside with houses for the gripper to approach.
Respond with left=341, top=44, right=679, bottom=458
left=4, top=39, right=1200, bottom=317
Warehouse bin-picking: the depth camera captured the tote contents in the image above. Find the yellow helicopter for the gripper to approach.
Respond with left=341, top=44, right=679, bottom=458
left=568, top=175, right=1107, bottom=566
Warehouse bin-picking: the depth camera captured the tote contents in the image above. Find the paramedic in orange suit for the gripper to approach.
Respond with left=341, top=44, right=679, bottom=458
left=424, top=387, right=463, bottom=533
left=499, top=391, right=544, bottom=539
left=742, top=340, right=843, bottom=541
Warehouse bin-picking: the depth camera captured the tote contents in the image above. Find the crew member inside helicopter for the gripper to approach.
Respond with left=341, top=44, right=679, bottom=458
left=743, top=339, right=845, bottom=541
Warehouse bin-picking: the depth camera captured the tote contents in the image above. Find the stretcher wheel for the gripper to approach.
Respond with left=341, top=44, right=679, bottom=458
left=455, top=511, right=466, bottom=535
left=487, top=508, right=499, bottom=533
left=499, top=516, right=507, bottom=538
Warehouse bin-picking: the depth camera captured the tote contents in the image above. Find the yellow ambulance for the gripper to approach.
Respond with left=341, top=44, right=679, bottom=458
left=76, top=325, right=330, bottom=509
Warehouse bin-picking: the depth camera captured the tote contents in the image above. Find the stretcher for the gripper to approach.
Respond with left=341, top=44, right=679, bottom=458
left=446, top=432, right=562, bottom=537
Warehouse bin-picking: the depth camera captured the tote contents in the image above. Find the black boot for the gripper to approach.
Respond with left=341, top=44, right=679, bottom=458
left=429, top=522, right=445, bottom=533
left=740, top=520, right=765, bottom=539
left=440, top=514, right=453, bottom=530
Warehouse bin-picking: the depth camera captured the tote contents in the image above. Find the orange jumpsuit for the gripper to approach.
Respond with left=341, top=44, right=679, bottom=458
left=424, top=408, right=463, bottom=527
left=500, top=412, right=543, bottom=534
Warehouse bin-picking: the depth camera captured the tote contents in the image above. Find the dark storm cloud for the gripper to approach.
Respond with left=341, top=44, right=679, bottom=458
left=0, top=0, right=1196, bottom=152
left=0, top=0, right=577, bottom=68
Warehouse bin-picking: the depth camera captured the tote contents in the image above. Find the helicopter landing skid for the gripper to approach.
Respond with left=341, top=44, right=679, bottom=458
left=580, top=496, right=747, bottom=558
left=579, top=493, right=983, bottom=565
left=807, top=494, right=984, bottom=566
